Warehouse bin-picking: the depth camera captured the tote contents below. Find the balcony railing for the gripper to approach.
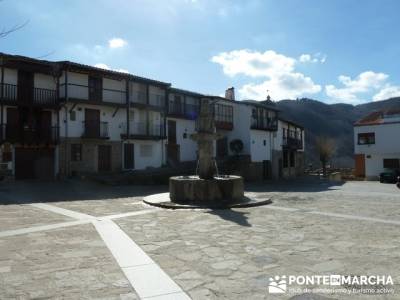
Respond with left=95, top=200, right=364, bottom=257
left=168, top=102, right=199, bottom=120
left=0, top=83, right=17, bottom=101
left=0, top=124, right=59, bottom=144
left=122, top=121, right=165, bottom=138
left=59, top=84, right=126, bottom=104
left=103, top=88, right=126, bottom=104
left=282, top=130, right=303, bottom=149
left=130, top=91, right=147, bottom=104
left=149, top=94, right=165, bottom=107
left=82, top=121, right=109, bottom=139
left=251, top=117, right=278, bottom=131
left=1, top=84, right=58, bottom=106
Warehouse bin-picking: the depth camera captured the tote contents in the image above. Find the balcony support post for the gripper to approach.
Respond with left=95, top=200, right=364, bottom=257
left=112, top=107, right=119, bottom=118
left=0, top=59, right=4, bottom=132
left=64, top=67, right=70, bottom=176
left=56, top=75, right=60, bottom=144
left=126, top=79, right=130, bottom=138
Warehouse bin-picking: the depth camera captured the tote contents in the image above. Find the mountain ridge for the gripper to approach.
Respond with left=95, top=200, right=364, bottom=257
left=261, top=97, right=400, bottom=168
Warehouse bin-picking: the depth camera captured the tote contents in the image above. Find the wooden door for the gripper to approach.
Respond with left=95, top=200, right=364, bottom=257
left=167, top=120, right=177, bottom=144
left=354, top=154, right=365, bottom=177
left=85, top=109, right=100, bottom=137
left=17, top=70, right=34, bottom=104
left=166, top=143, right=180, bottom=166
left=88, top=76, right=102, bottom=102
left=15, top=148, right=35, bottom=179
left=98, top=145, right=112, bottom=172
left=124, top=143, right=134, bottom=169
left=34, top=148, right=55, bottom=180
left=6, top=108, right=19, bottom=141
left=216, top=137, right=228, bottom=158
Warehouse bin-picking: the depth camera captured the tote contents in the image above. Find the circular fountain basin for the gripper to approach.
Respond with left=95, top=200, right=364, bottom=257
left=169, top=175, right=244, bottom=205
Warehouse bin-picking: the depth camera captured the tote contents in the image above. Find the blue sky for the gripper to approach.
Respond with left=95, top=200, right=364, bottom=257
left=1, top=0, right=400, bottom=104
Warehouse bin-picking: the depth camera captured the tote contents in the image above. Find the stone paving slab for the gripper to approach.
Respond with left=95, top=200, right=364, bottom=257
left=116, top=206, right=400, bottom=299
left=51, top=197, right=150, bottom=217
left=0, top=224, right=138, bottom=300
left=0, top=204, right=72, bottom=231
left=249, top=181, right=400, bottom=222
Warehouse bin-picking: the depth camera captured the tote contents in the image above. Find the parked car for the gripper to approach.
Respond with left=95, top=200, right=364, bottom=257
left=379, top=169, right=400, bottom=183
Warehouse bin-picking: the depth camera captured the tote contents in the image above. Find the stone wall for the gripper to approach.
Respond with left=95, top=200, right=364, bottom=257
left=59, top=138, right=122, bottom=176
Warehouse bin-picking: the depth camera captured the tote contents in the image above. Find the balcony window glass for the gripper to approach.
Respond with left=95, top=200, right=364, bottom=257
left=358, top=132, right=375, bottom=145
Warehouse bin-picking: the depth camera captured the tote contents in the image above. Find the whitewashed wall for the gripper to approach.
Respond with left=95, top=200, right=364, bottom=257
left=168, top=117, right=197, bottom=162
left=103, top=78, right=126, bottom=104
left=129, top=140, right=163, bottom=169
left=3, top=68, right=17, bottom=85
left=354, top=123, right=400, bottom=177
left=250, top=130, right=272, bottom=162
left=60, top=71, right=88, bottom=99
left=354, top=123, right=400, bottom=155
left=60, top=103, right=125, bottom=141
left=223, top=103, right=251, bottom=156
left=34, top=73, right=56, bottom=90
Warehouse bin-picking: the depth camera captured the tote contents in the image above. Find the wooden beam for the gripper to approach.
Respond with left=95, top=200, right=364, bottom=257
left=112, top=107, right=119, bottom=118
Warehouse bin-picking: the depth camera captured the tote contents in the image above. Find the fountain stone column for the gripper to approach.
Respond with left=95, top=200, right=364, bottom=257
left=169, top=98, right=244, bottom=205
left=190, top=99, right=222, bottom=179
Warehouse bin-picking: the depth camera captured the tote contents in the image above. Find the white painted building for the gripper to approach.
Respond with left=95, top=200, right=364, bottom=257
left=354, top=109, right=400, bottom=179
left=0, top=53, right=306, bottom=180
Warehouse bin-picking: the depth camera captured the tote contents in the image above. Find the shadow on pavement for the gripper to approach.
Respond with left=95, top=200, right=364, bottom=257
left=206, top=209, right=252, bottom=227
left=0, top=179, right=168, bottom=205
left=245, top=175, right=346, bottom=193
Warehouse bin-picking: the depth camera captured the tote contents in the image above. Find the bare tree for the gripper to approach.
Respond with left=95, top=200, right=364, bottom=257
left=0, top=20, right=29, bottom=38
left=315, top=136, right=336, bottom=177
left=0, top=0, right=29, bottom=39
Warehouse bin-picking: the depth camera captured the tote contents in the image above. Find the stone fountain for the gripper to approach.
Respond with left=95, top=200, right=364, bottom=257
left=169, top=98, right=244, bottom=205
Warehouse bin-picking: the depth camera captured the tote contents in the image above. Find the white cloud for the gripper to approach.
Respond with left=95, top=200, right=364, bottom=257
left=325, top=71, right=388, bottom=103
left=94, top=63, right=111, bottom=70
left=116, top=68, right=130, bottom=73
left=94, top=63, right=129, bottom=74
left=373, top=85, right=400, bottom=101
left=108, top=38, right=127, bottom=49
left=299, top=53, right=326, bottom=63
left=211, top=49, right=321, bottom=100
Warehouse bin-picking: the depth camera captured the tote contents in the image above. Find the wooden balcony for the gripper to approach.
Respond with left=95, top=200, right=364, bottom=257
left=282, top=130, right=303, bottom=150
left=250, top=117, right=278, bottom=131
left=0, top=124, right=59, bottom=145
left=0, top=83, right=58, bottom=107
left=121, top=121, right=166, bottom=140
left=168, top=102, right=199, bottom=120
left=81, top=121, right=109, bottom=139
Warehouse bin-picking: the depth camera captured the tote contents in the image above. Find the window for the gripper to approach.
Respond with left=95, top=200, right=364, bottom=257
left=358, top=132, right=375, bottom=145
left=71, top=144, right=82, bottom=161
left=140, top=145, right=153, bottom=157
left=383, top=159, right=400, bottom=169
left=214, top=104, right=233, bottom=123
left=70, top=111, right=76, bottom=121
left=263, top=140, right=266, bottom=146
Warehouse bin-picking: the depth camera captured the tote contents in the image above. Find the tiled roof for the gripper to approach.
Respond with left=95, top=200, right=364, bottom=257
left=278, top=117, right=304, bottom=129
left=0, top=52, right=170, bottom=87
left=355, top=108, right=400, bottom=126
left=240, top=99, right=280, bottom=112
left=169, top=87, right=204, bottom=97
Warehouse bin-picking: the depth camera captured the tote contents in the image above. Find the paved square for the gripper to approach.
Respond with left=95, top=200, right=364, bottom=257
left=1, top=179, right=399, bottom=299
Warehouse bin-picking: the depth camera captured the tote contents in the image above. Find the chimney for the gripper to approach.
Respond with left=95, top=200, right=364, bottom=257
left=225, top=87, right=235, bottom=101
